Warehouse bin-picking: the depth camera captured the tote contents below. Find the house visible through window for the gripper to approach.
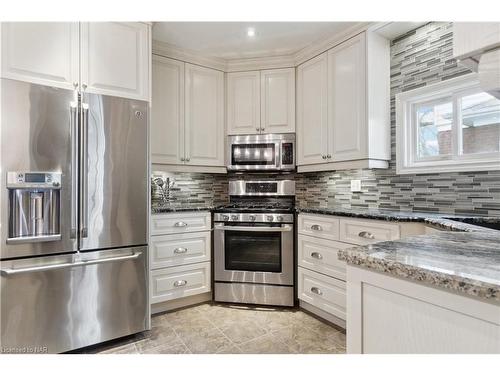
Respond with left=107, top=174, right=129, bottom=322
left=396, top=74, right=500, bottom=174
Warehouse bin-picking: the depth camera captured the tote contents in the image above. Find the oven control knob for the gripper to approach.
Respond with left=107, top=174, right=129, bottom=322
left=266, top=215, right=274, bottom=222
left=222, top=215, right=229, bottom=221
left=231, top=214, right=239, bottom=221
left=276, top=216, right=283, bottom=222
left=249, top=215, right=256, bottom=221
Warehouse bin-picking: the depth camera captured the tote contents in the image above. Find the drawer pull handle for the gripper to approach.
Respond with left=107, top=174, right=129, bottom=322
left=358, top=231, right=375, bottom=239
left=173, top=247, right=188, bottom=254
left=311, top=224, right=322, bottom=231
left=173, top=280, right=187, bottom=287
left=174, top=221, right=188, bottom=227
left=311, top=252, right=323, bottom=260
left=310, top=287, right=323, bottom=296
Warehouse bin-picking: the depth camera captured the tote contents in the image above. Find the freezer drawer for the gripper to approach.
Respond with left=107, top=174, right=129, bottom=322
left=0, top=246, right=149, bottom=354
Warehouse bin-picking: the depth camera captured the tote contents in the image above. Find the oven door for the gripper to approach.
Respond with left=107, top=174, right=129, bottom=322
left=227, top=140, right=280, bottom=171
left=214, top=222, right=293, bottom=285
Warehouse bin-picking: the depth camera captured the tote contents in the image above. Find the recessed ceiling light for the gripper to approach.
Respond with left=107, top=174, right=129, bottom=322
left=247, top=28, right=256, bottom=37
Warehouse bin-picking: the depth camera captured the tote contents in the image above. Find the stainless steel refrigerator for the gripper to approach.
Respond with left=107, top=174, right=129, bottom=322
left=0, top=79, right=149, bottom=354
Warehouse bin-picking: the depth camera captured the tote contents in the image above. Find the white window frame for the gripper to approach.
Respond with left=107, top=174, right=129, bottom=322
left=396, top=73, right=500, bottom=174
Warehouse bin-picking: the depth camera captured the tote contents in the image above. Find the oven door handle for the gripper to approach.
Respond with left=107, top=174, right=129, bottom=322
left=214, top=225, right=292, bottom=232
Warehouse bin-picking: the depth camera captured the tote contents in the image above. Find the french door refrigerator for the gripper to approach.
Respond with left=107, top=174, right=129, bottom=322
left=0, top=78, right=149, bottom=354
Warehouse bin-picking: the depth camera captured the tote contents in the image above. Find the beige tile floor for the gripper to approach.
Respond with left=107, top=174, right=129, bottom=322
left=83, top=303, right=346, bottom=354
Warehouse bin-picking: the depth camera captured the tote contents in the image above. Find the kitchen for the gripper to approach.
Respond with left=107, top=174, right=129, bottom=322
left=1, top=0, right=500, bottom=372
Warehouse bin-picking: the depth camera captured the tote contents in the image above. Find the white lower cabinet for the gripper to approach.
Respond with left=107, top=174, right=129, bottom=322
left=151, top=262, right=211, bottom=304
left=298, top=267, right=346, bottom=320
left=297, top=213, right=404, bottom=326
left=298, top=236, right=350, bottom=281
left=149, top=211, right=211, bottom=309
left=150, top=231, right=211, bottom=269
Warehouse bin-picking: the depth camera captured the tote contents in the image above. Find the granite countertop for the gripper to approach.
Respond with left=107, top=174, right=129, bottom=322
left=295, top=205, right=499, bottom=232
left=151, top=203, right=218, bottom=214
left=338, top=231, right=500, bottom=303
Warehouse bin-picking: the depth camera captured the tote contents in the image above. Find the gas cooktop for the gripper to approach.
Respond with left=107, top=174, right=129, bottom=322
left=214, top=203, right=295, bottom=214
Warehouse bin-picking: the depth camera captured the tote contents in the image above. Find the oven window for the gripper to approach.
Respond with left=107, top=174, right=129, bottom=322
left=225, top=230, right=282, bottom=273
left=231, top=144, right=276, bottom=166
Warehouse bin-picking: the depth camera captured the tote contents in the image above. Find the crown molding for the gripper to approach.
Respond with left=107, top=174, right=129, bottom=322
left=226, top=54, right=296, bottom=72
left=152, top=22, right=388, bottom=73
left=293, top=22, right=373, bottom=65
left=152, top=40, right=227, bottom=71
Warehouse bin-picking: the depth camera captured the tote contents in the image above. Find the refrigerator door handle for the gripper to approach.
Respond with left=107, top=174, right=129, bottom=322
left=70, top=100, right=78, bottom=239
left=0, top=252, right=141, bottom=276
left=80, top=100, right=89, bottom=239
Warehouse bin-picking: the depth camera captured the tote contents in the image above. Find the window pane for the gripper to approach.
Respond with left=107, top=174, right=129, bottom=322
left=461, top=92, right=500, bottom=155
left=416, top=101, right=453, bottom=159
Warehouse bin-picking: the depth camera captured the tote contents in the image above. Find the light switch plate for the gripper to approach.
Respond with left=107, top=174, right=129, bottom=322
left=351, top=179, right=362, bottom=192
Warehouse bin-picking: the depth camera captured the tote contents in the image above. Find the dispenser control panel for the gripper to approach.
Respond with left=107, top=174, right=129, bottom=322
left=7, top=172, right=61, bottom=188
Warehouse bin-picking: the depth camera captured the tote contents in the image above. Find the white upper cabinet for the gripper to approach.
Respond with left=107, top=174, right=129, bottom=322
left=184, top=63, right=225, bottom=167
left=151, top=58, right=225, bottom=171
left=226, top=68, right=295, bottom=135
left=327, top=34, right=366, bottom=162
left=81, top=22, right=150, bottom=100
left=1, top=22, right=150, bottom=101
left=297, top=53, right=329, bottom=165
left=1, top=22, right=79, bottom=90
left=260, top=68, right=295, bottom=134
left=296, top=32, right=390, bottom=172
left=227, top=71, right=261, bottom=135
left=453, top=22, right=500, bottom=59
left=151, top=56, right=184, bottom=165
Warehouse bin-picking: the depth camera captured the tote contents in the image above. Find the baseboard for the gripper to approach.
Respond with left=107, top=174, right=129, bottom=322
left=299, top=300, right=346, bottom=330
left=151, top=292, right=212, bottom=314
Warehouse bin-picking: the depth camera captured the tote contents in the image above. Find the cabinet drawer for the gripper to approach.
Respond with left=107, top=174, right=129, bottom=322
left=298, top=214, right=340, bottom=241
left=298, top=267, right=346, bottom=321
left=298, top=235, right=350, bottom=281
left=339, top=218, right=400, bottom=245
left=151, top=212, right=211, bottom=235
left=150, top=231, right=211, bottom=269
left=150, top=262, right=211, bottom=304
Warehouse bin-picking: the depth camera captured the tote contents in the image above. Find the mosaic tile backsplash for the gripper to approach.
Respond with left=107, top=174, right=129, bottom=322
left=152, top=22, right=500, bottom=217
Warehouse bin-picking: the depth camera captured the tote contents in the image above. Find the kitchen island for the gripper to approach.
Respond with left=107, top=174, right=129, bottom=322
left=338, top=228, right=500, bottom=353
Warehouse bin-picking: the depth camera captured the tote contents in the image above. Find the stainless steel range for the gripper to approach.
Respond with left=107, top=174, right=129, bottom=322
left=214, top=180, right=295, bottom=307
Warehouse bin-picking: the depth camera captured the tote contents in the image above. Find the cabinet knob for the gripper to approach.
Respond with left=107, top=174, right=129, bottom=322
left=185, top=157, right=190, bottom=162
left=327, top=154, right=332, bottom=159
left=322, top=155, right=327, bottom=160
left=174, top=221, right=188, bottom=228
left=311, top=252, right=323, bottom=260
left=173, top=280, right=187, bottom=287
left=180, top=157, right=185, bottom=162
left=73, top=82, right=79, bottom=89
left=358, top=231, right=375, bottom=239
left=311, top=224, right=322, bottom=231
left=310, top=287, right=322, bottom=296
left=256, top=127, right=260, bottom=131
left=173, top=247, right=188, bottom=254
left=81, top=84, right=87, bottom=92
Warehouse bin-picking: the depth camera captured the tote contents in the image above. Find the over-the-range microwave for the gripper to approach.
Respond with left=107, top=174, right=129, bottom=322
left=227, top=133, right=295, bottom=172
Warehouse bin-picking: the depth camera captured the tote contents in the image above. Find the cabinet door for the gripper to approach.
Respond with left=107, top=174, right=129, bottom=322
left=151, top=56, right=185, bottom=165
left=80, top=22, right=149, bottom=100
left=327, top=34, right=367, bottom=161
left=184, top=63, right=225, bottom=167
left=297, top=54, right=329, bottom=165
left=227, top=71, right=261, bottom=135
left=1, top=22, right=79, bottom=90
left=260, top=68, right=295, bottom=134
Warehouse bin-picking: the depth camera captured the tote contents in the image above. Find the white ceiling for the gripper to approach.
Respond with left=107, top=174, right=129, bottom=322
left=152, top=22, right=358, bottom=59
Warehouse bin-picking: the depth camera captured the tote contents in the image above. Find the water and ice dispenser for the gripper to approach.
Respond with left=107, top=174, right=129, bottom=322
left=7, top=172, right=62, bottom=243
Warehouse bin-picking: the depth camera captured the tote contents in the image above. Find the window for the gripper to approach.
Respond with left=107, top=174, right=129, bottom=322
left=396, top=74, right=500, bottom=174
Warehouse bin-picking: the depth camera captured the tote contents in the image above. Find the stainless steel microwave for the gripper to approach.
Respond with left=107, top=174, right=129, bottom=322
left=227, top=133, right=295, bottom=172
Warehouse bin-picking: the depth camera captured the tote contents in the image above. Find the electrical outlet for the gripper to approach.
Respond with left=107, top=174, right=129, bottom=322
left=350, top=179, right=362, bottom=192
